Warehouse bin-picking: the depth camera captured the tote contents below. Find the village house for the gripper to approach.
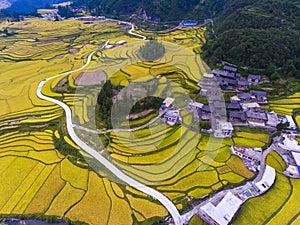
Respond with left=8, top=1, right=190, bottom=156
left=199, top=191, right=243, bottom=225
left=226, top=103, right=242, bottom=111
left=198, top=73, right=219, bottom=96
left=278, top=134, right=300, bottom=152
left=266, top=111, right=280, bottom=127
left=187, top=101, right=204, bottom=111
left=237, top=80, right=250, bottom=90
left=248, top=74, right=262, bottom=85
left=250, top=90, right=268, bottom=104
left=285, top=115, right=297, bottom=130
left=217, top=77, right=238, bottom=89
left=163, top=110, right=181, bottom=126
left=214, top=121, right=233, bottom=138
left=199, top=105, right=211, bottom=120
left=224, top=65, right=238, bottom=73
left=254, top=166, right=276, bottom=193
left=291, top=152, right=300, bottom=175
left=230, top=146, right=262, bottom=171
left=114, top=40, right=127, bottom=46
left=229, top=111, right=247, bottom=125
left=231, top=146, right=262, bottom=161
left=230, top=93, right=252, bottom=104
left=246, top=109, right=268, bottom=127
left=241, top=102, right=261, bottom=111
left=160, top=97, right=175, bottom=111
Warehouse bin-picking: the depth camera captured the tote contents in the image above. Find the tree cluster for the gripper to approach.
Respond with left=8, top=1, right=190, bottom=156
left=138, top=40, right=165, bottom=61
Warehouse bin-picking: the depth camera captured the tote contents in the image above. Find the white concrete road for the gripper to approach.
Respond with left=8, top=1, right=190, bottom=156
left=36, top=51, right=182, bottom=224
left=105, top=18, right=147, bottom=40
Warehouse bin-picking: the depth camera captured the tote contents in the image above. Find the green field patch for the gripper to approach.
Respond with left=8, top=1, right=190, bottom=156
left=214, top=146, right=232, bottom=162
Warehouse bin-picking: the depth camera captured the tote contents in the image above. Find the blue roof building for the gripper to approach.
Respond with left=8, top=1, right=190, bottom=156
left=182, top=21, right=198, bottom=26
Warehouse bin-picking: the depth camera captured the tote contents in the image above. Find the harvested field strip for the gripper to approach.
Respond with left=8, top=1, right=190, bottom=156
left=0, top=105, right=61, bottom=121
left=46, top=182, right=85, bottom=216
left=20, top=113, right=64, bottom=124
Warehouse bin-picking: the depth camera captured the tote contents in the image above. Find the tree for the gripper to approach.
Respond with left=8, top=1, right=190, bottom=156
left=138, top=40, right=165, bottom=61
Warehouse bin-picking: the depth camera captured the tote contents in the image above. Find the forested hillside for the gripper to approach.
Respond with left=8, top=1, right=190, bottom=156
left=78, top=0, right=225, bottom=21
left=202, top=0, right=300, bottom=77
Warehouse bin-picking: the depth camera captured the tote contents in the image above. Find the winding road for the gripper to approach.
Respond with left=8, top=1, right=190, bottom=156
left=105, top=18, right=147, bottom=40
left=36, top=51, right=182, bottom=224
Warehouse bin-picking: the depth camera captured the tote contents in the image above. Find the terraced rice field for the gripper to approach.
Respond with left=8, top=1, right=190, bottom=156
left=269, top=92, right=300, bottom=115
left=1, top=17, right=300, bottom=225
